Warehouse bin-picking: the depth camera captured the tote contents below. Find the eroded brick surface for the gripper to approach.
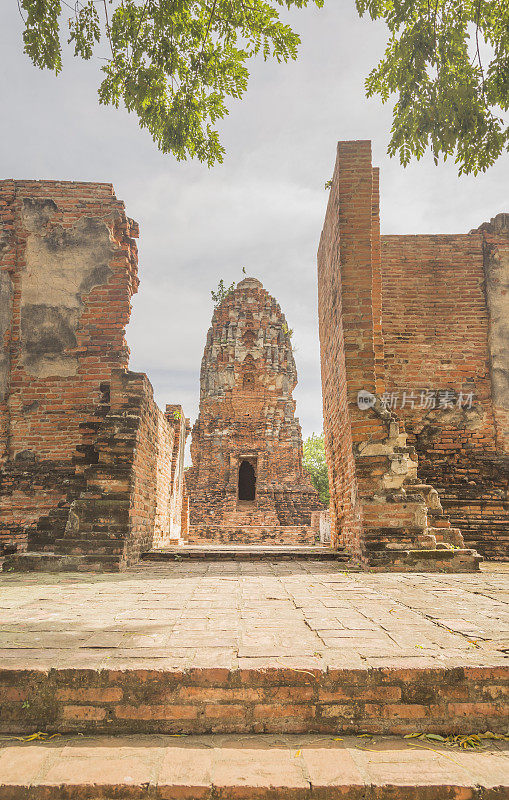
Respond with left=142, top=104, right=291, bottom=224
left=318, top=141, right=508, bottom=566
left=382, top=227, right=509, bottom=560
left=186, top=278, right=322, bottom=544
left=0, top=181, right=188, bottom=568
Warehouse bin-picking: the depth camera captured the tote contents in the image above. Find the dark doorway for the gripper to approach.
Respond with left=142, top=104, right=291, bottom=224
left=238, top=460, right=256, bottom=501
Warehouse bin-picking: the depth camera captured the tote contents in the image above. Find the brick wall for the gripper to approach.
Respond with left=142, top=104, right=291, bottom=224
left=317, top=142, right=387, bottom=557
left=48, top=370, right=188, bottom=569
left=381, top=228, right=508, bottom=559
left=481, top=214, right=509, bottom=453
left=0, top=180, right=138, bottom=550
left=1, top=664, right=507, bottom=736
left=123, top=376, right=185, bottom=563
left=0, top=180, right=188, bottom=567
left=317, top=140, right=502, bottom=567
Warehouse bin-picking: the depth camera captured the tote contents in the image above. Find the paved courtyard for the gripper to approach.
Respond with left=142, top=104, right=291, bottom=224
left=0, top=561, right=507, bottom=671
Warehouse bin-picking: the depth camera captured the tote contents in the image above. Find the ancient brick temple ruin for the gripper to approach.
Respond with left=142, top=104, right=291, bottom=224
left=318, top=140, right=508, bottom=570
left=0, top=144, right=507, bottom=572
left=0, top=180, right=188, bottom=570
left=186, top=278, right=322, bottom=544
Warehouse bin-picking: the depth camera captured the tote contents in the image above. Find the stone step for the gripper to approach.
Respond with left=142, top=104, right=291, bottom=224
left=364, top=547, right=482, bottom=572
left=429, top=526, right=464, bottom=547
left=55, top=539, right=125, bottom=556
left=1, top=664, right=506, bottom=737
left=1, top=551, right=122, bottom=573
left=405, top=482, right=443, bottom=510
left=55, top=533, right=126, bottom=548
left=1, top=733, right=507, bottom=799
left=426, top=510, right=452, bottom=528
left=187, top=525, right=318, bottom=546
left=142, top=545, right=348, bottom=561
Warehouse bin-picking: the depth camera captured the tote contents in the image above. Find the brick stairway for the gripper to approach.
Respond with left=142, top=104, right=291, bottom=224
left=185, top=525, right=320, bottom=545
left=354, top=404, right=483, bottom=572
left=0, top=564, right=507, bottom=797
left=186, top=499, right=320, bottom=546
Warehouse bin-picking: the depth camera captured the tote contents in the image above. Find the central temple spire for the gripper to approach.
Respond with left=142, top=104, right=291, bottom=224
left=185, top=277, right=322, bottom=544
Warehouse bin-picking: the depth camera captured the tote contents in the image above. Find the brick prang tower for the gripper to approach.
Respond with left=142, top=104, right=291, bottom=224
left=185, top=277, right=322, bottom=544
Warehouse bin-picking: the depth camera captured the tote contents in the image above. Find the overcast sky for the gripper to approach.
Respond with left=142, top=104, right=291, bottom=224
left=2, top=2, right=507, bottom=450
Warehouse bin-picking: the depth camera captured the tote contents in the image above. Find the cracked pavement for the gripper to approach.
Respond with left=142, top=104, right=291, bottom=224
left=0, top=561, right=507, bottom=671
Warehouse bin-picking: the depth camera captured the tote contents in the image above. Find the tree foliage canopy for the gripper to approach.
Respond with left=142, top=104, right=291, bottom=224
left=303, top=432, right=329, bottom=507
left=19, top=0, right=323, bottom=166
left=18, top=1, right=509, bottom=173
left=356, top=0, right=509, bottom=174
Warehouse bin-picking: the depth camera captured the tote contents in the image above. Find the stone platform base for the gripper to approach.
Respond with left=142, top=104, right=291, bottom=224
left=1, top=733, right=507, bottom=799
left=1, top=545, right=482, bottom=572
left=142, top=544, right=350, bottom=561
left=363, top=547, right=483, bottom=573
left=1, top=552, right=119, bottom=573
left=0, top=563, right=507, bottom=737
left=187, top=525, right=319, bottom=545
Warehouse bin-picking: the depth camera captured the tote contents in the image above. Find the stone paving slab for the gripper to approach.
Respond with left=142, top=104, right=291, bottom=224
left=0, top=561, right=507, bottom=671
left=0, top=733, right=507, bottom=799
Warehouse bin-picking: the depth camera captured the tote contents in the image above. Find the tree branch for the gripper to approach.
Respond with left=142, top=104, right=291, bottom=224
left=475, top=0, right=486, bottom=97
left=16, top=0, right=27, bottom=24
left=102, top=0, right=115, bottom=58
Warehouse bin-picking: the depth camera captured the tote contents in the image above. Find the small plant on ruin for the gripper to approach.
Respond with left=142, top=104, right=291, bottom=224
left=173, top=409, right=182, bottom=421
left=303, top=432, right=330, bottom=506
left=211, top=279, right=235, bottom=308
left=324, top=179, right=332, bottom=190
left=282, top=323, right=294, bottom=338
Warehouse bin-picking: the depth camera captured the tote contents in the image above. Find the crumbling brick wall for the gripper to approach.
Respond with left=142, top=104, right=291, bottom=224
left=123, top=376, right=184, bottom=562
left=53, top=370, right=188, bottom=569
left=481, top=214, right=509, bottom=454
left=317, top=140, right=503, bottom=568
left=317, top=144, right=367, bottom=555
left=381, top=227, right=509, bottom=559
left=0, top=180, right=187, bottom=567
left=164, top=405, right=190, bottom=546
left=0, top=179, right=138, bottom=551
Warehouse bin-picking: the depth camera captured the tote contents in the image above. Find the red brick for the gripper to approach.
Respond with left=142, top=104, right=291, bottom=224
left=115, top=704, right=199, bottom=721
left=382, top=704, right=427, bottom=719
left=253, top=704, right=316, bottom=720
left=55, top=687, right=123, bottom=703
left=62, top=705, right=107, bottom=722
